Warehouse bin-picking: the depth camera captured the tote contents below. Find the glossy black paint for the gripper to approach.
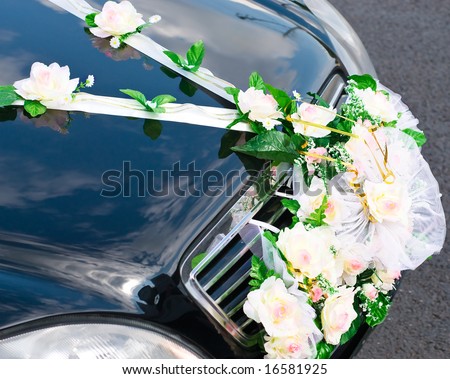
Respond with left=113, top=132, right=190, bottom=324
left=0, top=0, right=350, bottom=357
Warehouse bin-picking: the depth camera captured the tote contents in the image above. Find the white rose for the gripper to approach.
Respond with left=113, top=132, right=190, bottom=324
left=264, top=334, right=317, bottom=359
left=296, top=176, right=349, bottom=228
left=296, top=176, right=326, bottom=220
left=243, top=277, right=317, bottom=337
left=276, top=223, right=337, bottom=280
left=371, top=269, right=401, bottom=293
left=238, top=88, right=282, bottom=124
left=91, top=1, right=146, bottom=38
left=323, top=192, right=351, bottom=227
left=13, top=62, right=79, bottom=106
left=291, top=103, right=336, bottom=138
left=321, top=287, right=358, bottom=345
left=354, top=88, right=397, bottom=123
left=362, top=283, right=378, bottom=301
left=337, top=242, right=372, bottom=286
left=364, top=179, right=411, bottom=226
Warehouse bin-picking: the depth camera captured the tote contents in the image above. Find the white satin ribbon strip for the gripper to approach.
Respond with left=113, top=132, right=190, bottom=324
left=248, top=219, right=281, bottom=234
left=13, top=93, right=252, bottom=132
left=48, top=0, right=236, bottom=103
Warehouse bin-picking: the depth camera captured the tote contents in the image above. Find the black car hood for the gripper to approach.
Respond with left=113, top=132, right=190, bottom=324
left=0, top=0, right=341, bottom=328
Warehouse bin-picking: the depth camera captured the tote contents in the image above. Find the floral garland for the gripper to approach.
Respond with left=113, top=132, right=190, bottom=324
left=227, top=71, right=445, bottom=358
left=0, top=0, right=446, bottom=359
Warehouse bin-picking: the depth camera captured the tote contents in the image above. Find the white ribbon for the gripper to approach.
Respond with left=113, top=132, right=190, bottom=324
left=13, top=93, right=252, bottom=132
left=48, top=0, right=236, bottom=103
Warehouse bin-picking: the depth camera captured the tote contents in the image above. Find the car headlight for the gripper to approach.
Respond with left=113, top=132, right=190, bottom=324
left=0, top=315, right=208, bottom=359
left=304, top=0, right=377, bottom=76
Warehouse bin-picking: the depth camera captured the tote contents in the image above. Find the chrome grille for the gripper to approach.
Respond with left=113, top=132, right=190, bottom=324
left=180, top=175, right=291, bottom=347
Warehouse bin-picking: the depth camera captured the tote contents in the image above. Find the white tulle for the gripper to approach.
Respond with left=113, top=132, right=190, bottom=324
left=335, top=127, right=445, bottom=271
left=377, top=82, right=421, bottom=132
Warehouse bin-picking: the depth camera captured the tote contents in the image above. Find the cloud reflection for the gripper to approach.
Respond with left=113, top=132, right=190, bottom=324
left=0, top=156, right=99, bottom=208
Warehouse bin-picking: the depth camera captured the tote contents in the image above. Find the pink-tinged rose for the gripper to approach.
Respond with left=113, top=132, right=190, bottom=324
left=291, top=103, right=336, bottom=138
left=371, top=269, right=401, bottom=293
left=337, top=242, right=372, bottom=286
left=310, top=286, right=323, bottom=302
left=295, top=176, right=348, bottom=228
left=243, top=277, right=320, bottom=338
left=364, top=179, right=412, bottom=226
left=276, top=223, right=337, bottom=280
left=91, top=1, right=146, bottom=38
left=264, top=334, right=317, bottom=359
left=321, top=287, right=358, bottom=345
left=362, top=283, right=378, bottom=301
left=238, top=88, right=282, bottom=124
left=13, top=62, right=79, bottom=106
left=354, top=88, right=397, bottom=123
left=305, top=147, right=327, bottom=164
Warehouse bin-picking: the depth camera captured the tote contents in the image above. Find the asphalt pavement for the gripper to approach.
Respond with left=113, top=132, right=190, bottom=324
left=330, top=0, right=449, bottom=359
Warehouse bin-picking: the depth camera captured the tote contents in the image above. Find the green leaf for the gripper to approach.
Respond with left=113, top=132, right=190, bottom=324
left=383, top=120, right=397, bottom=128
left=23, top=100, right=46, bottom=117
left=265, top=83, right=292, bottom=110
left=281, top=198, right=300, bottom=215
left=357, top=268, right=375, bottom=283
left=186, top=40, right=205, bottom=71
left=402, top=128, right=427, bottom=147
left=249, top=255, right=267, bottom=290
left=226, top=112, right=249, bottom=129
left=348, top=74, right=377, bottom=91
left=306, top=91, right=330, bottom=107
left=163, top=50, right=185, bottom=67
left=191, top=252, right=207, bottom=269
left=85, top=13, right=98, bottom=27
left=231, top=130, right=299, bottom=163
left=0, top=86, right=21, bottom=107
left=248, top=72, right=265, bottom=91
left=152, top=94, right=176, bottom=106
left=0, top=85, right=18, bottom=94
left=225, top=86, right=240, bottom=97
left=120, top=89, right=147, bottom=107
left=340, top=314, right=362, bottom=345
left=225, top=86, right=241, bottom=108
left=305, top=194, right=328, bottom=228
left=291, top=133, right=307, bottom=150
left=263, top=230, right=278, bottom=246
left=248, top=279, right=261, bottom=288
left=289, top=215, right=300, bottom=228
left=315, top=341, right=335, bottom=359
left=143, top=119, right=163, bottom=140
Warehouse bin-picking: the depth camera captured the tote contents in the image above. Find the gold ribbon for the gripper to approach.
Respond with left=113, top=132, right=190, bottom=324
left=288, top=117, right=359, bottom=139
